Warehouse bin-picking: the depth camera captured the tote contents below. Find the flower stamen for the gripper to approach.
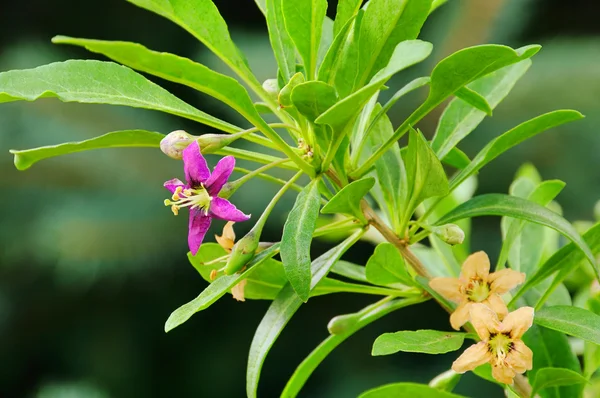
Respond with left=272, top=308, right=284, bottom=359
left=164, top=185, right=213, bottom=216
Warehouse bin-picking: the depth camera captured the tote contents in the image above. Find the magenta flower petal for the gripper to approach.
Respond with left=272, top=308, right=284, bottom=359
left=164, top=178, right=186, bottom=193
left=210, top=197, right=251, bottom=222
left=188, top=209, right=212, bottom=255
left=183, top=141, right=210, bottom=186
left=205, top=156, right=235, bottom=196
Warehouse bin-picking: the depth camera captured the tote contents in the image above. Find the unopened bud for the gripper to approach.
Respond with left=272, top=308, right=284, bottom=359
left=224, top=231, right=260, bottom=275
left=160, top=130, right=196, bottom=159
left=196, top=133, right=234, bottom=154
left=429, top=369, right=461, bottom=391
left=262, top=78, right=279, bottom=99
left=327, top=313, right=359, bottom=335
left=432, top=224, right=465, bottom=245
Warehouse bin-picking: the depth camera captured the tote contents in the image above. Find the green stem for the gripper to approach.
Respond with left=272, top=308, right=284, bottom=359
left=216, top=147, right=298, bottom=170
left=313, top=284, right=423, bottom=297
left=220, top=158, right=292, bottom=198
left=409, top=229, right=432, bottom=245
left=232, top=166, right=304, bottom=192
left=313, top=218, right=358, bottom=237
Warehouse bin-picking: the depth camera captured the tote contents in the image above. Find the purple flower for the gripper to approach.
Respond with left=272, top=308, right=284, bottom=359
left=164, top=142, right=250, bottom=255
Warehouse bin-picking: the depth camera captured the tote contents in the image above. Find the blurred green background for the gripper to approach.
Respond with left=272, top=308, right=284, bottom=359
left=1, top=0, right=599, bottom=397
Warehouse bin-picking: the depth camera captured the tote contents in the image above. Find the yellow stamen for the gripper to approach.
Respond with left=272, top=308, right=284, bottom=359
left=171, top=205, right=179, bottom=216
left=164, top=185, right=212, bottom=216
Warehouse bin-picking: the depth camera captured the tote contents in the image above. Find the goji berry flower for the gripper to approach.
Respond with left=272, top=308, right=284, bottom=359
left=429, top=251, right=525, bottom=330
left=452, top=303, right=534, bottom=385
left=164, top=142, right=250, bottom=255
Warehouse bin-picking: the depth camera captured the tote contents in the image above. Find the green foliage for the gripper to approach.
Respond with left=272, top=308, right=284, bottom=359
left=359, top=383, right=466, bottom=398
left=530, top=368, right=588, bottom=398
left=372, top=330, right=465, bottom=355
left=365, top=243, right=413, bottom=288
left=535, top=306, right=600, bottom=345
left=321, top=177, right=374, bottom=223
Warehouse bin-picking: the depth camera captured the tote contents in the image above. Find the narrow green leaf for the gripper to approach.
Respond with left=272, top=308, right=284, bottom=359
left=282, top=0, right=328, bottom=79
left=366, top=243, right=413, bottom=288
left=279, top=72, right=306, bottom=108
left=291, top=81, right=338, bottom=122
left=535, top=306, right=600, bottom=345
left=266, top=0, right=296, bottom=83
left=454, top=86, right=492, bottom=116
left=321, top=177, right=375, bottom=223
left=333, top=0, right=362, bottom=37
left=246, top=231, right=363, bottom=398
left=0, top=60, right=238, bottom=132
left=442, top=147, right=471, bottom=170
left=281, top=179, right=322, bottom=301
left=254, top=0, right=266, bottom=14
left=434, top=194, right=597, bottom=274
left=282, top=296, right=427, bottom=397
left=318, top=13, right=358, bottom=84
left=164, top=244, right=280, bottom=332
left=372, top=330, right=465, bottom=356
left=331, top=260, right=368, bottom=283
left=404, top=128, right=449, bottom=212
left=359, top=383, right=466, bottom=398
left=431, top=60, right=531, bottom=159
left=10, top=130, right=163, bottom=171
left=450, top=110, right=583, bottom=191
left=531, top=368, right=587, bottom=398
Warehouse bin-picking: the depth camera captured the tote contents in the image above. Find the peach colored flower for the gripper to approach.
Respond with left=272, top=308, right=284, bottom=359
left=214, top=221, right=246, bottom=301
left=429, top=251, right=525, bottom=330
left=452, top=304, right=534, bottom=385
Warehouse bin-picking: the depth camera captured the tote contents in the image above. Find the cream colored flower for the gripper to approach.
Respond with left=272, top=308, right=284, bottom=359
left=452, top=304, right=534, bottom=385
left=215, top=222, right=246, bottom=301
left=429, top=251, right=525, bottom=330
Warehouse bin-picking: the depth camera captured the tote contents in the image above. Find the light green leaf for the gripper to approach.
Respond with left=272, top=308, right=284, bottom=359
left=164, top=244, right=280, bottom=332
left=434, top=194, right=597, bottom=275
left=282, top=296, right=427, bottom=397
left=278, top=72, right=305, bottom=108
left=359, top=382, right=466, bottom=398
left=531, top=368, right=587, bottom=398
left=449, top=110, right=584, bottom=191
left=333, top=0, right=362, bottom=37
left=281, top=179, right=322, bottom=301
left=454, top=86, right=492, bottom=116
left=246, top=231, right=363, bottom=398
left=318, top=13, right=358, bottom=84
left=372, top=330, right=465, bottom=356
left=321, top=177, right=375, bottom=223
left=331, top=260, right=368, bottom=283
left=404, top=128, right=449, bottom=213
left=431, top=60, right=531, bottom=159
left=266, top=0, right=296, bottom=83
left=366, top=243, right=413, bottom=288
left=254, top=0, right=266, bottom=14
left=10, top=130, right=163, bottom=171
left=0, top=60, right=237, bottom=132
left=442, top=147, right=471, bottom=170
left=282, top=0, right=328, bottom=79
left=291, top=81, right=338, bottom=122
left=535, top=306, right=600, bottom=345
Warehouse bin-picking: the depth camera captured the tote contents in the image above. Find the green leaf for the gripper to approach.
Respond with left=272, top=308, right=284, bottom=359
left=353, top=0, right=433, bottom=87
left=246, top=231, right=363, bottom=398
left=454, top=86, right=492, bottom=116
left=126, top=0, right=261, bottom=93
left=431, top=60, right=531, bottom=159
left=291, top=81, right=338, bottom=122
left=531, top=368, right=587, bottom=398
left=281, top=179, right=322, bottom=301
left=523, top=325, right=583, bottom=398
left=321, top=177, right=375, bottom=223
left=366, top=243, right=414, bottom=288
left=434, top=194, right=597, bottom=275
left=318, top=12, right=358, bottom=84
left=404, top=128, right=449, bottom=212
left=331, top=260, right=368, bottom=283
left=282, top=0, right=328, bottom=79
left=450, top=110, right=584, bottom=191
left=254, top=0, right=266, bottom=14
left=10, top=130, right=163, bottom=171
left=372, top=330, right=465, bottom=356
left=535, top=306, right=600, bottom=345
left=164, top=244, right=280, bottom=332
left=333, top=0, right=362, bottom=37
left=0, top=60, right=238, bottom=132
left=282, top=296, right=427, bottom=397
left=359, top=382, right=466, bottom=398
left=278, top=72, right=305, bottom=108
left=442, top=147, right=471, bottom=170
left=266, top=0, right=296, bottom=83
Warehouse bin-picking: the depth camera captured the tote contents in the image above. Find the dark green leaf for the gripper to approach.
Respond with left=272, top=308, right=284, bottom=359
left=366, top=243, right=413, bottom=287
left=372, top=330, right=465, bottom=356
left=0, top=60, right=237, bottom=132
left=531, top=367, right=587, bottom=398
left=535, top=306, right=600, bottom=345
left=434, top=194, right=597, bottom=274
left=266, top=0, right=296, bottom=82
left=10, top=130, right=163, bottom=171
left=321, top=177, right=375, bottom=223
left=282, top=0, right=328, bottom=79
left=359, top=382, right=466, bottom=398
left=291, top=81, right=338, bottom=122
left=281, top=179, right=322, bottom=301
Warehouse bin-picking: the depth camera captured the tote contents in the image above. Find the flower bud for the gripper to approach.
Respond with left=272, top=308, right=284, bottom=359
left=262, top=78, right=279, bottom=99
left=432, top=224, right=465, bottom=245
left=224, top=231, right=260, bottom=275
left=428, top=369, right=461, bottom=391
left=196, top=133, right=235, bottom=155
left=160, top=130, right=196, bottom=159
left=327, top=313, right=359, bottom=335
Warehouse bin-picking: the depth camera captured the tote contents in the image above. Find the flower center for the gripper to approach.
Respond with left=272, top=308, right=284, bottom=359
left=465, top=278, right=490, bottom=302
left=488, top=332, right=514, bottom=366
left=164, top=185, right=212, bottom=216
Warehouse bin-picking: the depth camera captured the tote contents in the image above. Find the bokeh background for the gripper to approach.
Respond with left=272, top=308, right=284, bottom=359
left=1, top=0, right=599, bottom=397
